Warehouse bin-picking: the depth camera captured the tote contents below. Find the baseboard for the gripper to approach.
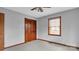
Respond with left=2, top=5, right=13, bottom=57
left=4, top=42, right=25, bottom=49
left=4, top=40, right=36, bottom=50
left=3, top=39, right=79, bottom=50
left=38, top=38, right=79, bottom=49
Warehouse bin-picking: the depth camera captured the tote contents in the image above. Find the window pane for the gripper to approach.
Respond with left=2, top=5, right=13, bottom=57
left=49, top=18, right=60, bottom=27
left=50, top=27, right=59, bottom=30
left=48, top=16, right=61, bottom=36
left=49, top=29, right=60, bottom=35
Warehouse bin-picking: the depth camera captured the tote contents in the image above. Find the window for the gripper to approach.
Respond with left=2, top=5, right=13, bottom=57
left=48, top=16, right=61, bottom=36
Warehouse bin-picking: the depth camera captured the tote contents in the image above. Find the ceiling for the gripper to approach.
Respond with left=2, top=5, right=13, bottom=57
left=5, top=7, right=77, bottom=18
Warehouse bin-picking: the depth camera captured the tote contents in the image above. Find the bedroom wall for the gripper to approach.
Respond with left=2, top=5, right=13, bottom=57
left=0, top=7, right=35, bottom=47
left=37, top=8, right=79, bottom=47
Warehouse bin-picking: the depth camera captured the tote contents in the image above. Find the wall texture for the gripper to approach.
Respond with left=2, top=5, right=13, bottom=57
left=0, top=7, right=35, bottom=47
left=37, top=8, right=79, bottom=47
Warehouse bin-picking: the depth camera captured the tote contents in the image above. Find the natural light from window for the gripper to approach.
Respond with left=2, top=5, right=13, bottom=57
left=48, top=16, right=61, bottom=36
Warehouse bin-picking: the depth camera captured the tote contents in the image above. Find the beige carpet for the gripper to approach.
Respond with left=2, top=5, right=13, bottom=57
left=4, top=40, right=78, bottom=51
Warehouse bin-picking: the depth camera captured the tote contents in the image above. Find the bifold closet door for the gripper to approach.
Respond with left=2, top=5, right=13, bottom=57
left=25, top=18, right=36, bottom=42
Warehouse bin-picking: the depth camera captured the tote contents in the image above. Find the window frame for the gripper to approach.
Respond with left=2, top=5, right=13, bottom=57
left=48, top=16, right=61, bottom=36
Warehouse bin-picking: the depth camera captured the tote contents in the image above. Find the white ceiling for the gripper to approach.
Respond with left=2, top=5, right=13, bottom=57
left=5, top=7, right=77, bottom=18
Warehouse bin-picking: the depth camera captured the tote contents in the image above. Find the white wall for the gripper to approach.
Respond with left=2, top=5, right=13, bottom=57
left=0, top=7, right=79, bottom=47
left=37, top=8, right=79, bottom=47
left=0, top=7, right=35, bottom=47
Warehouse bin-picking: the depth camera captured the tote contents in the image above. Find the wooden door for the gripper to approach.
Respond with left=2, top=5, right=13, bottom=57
left=0, top=13, right=4, bottom=50
left=25, top=18, right=36, bottom=42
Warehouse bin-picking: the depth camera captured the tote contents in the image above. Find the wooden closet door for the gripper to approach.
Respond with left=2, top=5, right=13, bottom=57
left=30, top=20, right=36, bottom=41
left=0, top=13, right=4, bottom=50
left=25, top=19, right=31, bottom=42
left=25, top=18, right=36, bottom=42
